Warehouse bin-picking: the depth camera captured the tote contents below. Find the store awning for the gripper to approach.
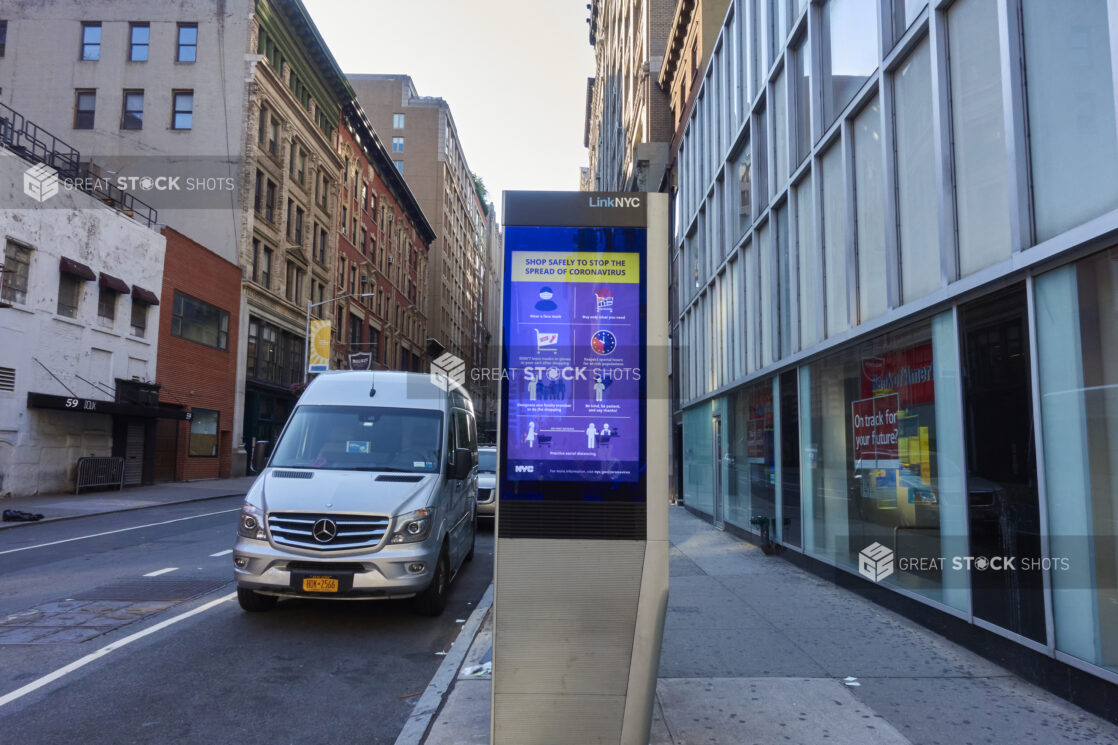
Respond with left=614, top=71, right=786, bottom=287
left=26, top=392, right=189, bottom=420
left=59, top=257, right=96, bottom=281
left=131, top=285, right=160, bottom=305
left=98, top=272, right=130, bottom=294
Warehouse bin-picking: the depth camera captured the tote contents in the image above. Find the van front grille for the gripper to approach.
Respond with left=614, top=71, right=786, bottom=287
left=267, top=512, right=390, bottom=551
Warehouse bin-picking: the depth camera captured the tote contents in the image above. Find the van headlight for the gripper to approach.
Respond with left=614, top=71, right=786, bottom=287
left=389, top=507, right=433, bottom=544
left=238, top=502, right=267, bottom=540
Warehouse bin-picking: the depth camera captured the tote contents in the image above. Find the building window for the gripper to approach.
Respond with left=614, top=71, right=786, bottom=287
left=74, top=90, right=96, bottom=129
left=392, top=137, right=404, bottom=152
left=285, top=262, right=304, bottom=305
left=177, top=23, right=198, bottom=62
left=57, top=274, right=81, bottom=318
left=268, top=115, right=278, bottom=156
left=129, top=23, right=149, bottom=61
left=341, top=206, right=348, bottom=236
left=1036, top=249, right=1118, bottom=672
left=821, top=141, right=849, bottom=337
left=393, top=160, right=403, bottom=174
left=189, top=408, right=219, bottom=457
left=261, top=246, right=272, bottom=289
left=172, top=90, right=193, bottom=130
left=253, top=170, right=263, bottom=214
left=948, top=0, right=1010, bottom=276
left=348, top=313, right=361, bottom=346
left=97, top=285, right=117, bottom=322
left=821, top=0, right=878, bottom=127
left=853, top=96, right=886, bottom=323
left=257, top=103, right=268, bottom=145
left=1023, top=0, right=1118, bottom=242
left=265, top=179, right=276, bottom=223
left=894, top=39, right=939, bottom=303
left=131, top=300, right=148, bottom=337
left=81, top=22, right=101, bottom=61
left=0, top=21, right=7, bottom=58
left=121, top=90, right=143, bottom=130
left=792, top=36, right=811, bottom=165
left=172, top=291, right=229, bottom=350
left=795, top=175, right=820, bottom=348
left=2, top=241, right=30, bottom=305
left=803, top=314, right=964, bottom=610
left=294, top=207, right=304, bottom=244
left=773, top=67, right=788, bottom=193
left=360, top=227, right=368, bottom=255
left=393, top=113, right=405, bottom=128
left=297, top=148, right=306, bottom=184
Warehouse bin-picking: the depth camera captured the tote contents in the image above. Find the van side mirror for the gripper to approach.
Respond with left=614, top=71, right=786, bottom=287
left=450, top=448, right=472, bottom=480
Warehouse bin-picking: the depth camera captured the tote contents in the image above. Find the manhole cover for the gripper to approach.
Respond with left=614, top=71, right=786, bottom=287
left=72, top=578, right=229, bottom=602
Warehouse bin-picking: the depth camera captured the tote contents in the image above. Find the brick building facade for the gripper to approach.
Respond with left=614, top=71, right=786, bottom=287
left=155, top=227, right=241, bottom=481
left=331, top=103, right=434, bottom=373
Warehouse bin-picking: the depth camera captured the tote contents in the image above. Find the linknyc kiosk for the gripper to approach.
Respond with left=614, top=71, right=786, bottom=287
left=493, top=192, right=669, bottom=745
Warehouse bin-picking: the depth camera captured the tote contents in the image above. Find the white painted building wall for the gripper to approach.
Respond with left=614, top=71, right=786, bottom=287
left=0, top=149, right=165, bottom=497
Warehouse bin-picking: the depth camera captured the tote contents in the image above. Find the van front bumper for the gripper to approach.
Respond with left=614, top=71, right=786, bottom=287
left=233, top=537, right=439, bottom=599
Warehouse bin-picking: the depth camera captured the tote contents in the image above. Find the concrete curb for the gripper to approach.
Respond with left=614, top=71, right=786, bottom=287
left=0, top=491, right=249, bottom=531
left=394, top=582, right=495, bottom=745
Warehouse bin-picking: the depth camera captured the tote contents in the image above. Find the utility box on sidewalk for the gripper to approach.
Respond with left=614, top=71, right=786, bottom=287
left=493, top=191, right=669, bottom=745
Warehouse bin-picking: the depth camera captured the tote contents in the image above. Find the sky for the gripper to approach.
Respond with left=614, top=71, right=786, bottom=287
left=302, top=0, right=596, bottom=217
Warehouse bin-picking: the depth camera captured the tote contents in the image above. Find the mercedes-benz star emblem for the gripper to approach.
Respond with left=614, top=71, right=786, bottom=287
left=312, top=518, right=338, bottom=543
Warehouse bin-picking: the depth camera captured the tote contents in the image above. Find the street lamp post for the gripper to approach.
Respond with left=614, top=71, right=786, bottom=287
left=304, top=292, right=375, bottom=383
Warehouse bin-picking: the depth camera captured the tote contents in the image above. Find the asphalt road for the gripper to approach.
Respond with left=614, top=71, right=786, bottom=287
left=0, top=496, right=495, bottom=744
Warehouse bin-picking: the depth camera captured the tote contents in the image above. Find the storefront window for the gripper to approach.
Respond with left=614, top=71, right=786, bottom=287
left=802, top=313, right=968, bottom=609
left=727, top=380, right=775, bottom=533
left=1037, top=249, right=1118, bottom=671
left=683, top=402, right=715, bottom=515
left=189, top=408, right=219, bottom=457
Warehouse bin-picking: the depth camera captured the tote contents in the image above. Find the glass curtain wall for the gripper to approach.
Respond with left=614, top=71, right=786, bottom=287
left=1022, top=0, right=1118, bottom=242
left=803, top=313, right=967, bottom=609
left=1037, top=248, right=1118, bottom=671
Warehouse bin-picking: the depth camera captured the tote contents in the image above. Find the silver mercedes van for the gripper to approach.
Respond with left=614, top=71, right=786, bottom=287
left=232, top=371, right=478, bottom=616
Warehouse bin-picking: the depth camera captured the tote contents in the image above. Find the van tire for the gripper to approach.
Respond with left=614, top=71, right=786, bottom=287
left=237, top=586, right=278, bottom=612
left=414, top=548, right=449, bottom=617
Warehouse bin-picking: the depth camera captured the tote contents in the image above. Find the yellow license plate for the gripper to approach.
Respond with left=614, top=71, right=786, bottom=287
left=302, top=576, right=339, bottom=593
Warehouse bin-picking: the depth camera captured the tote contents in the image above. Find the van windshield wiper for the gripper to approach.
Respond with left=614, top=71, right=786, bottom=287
left=352, top=466, right=416, bottom=473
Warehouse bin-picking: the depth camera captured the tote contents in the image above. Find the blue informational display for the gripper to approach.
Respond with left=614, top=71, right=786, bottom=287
left=500, top=224, right=647, bottom=496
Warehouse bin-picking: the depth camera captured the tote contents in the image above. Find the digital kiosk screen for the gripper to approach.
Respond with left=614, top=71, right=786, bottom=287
left=501, top=224, right=646, bottom=488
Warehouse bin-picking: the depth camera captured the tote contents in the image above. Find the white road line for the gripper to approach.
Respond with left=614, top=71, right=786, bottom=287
left=143, top=567, right=178, bottom=577
left=0, top=508, right=240, bottom=557
left=0, top=592, right=236, bottom=710
left=210, top=549, right=233, bottom=557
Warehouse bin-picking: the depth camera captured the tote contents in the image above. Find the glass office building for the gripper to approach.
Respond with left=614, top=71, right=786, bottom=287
left=673, top=0, right=1118, bottom=684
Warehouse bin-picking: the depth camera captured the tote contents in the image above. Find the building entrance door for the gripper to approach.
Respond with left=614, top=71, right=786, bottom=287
left=123, top=423, right=144, bottom=486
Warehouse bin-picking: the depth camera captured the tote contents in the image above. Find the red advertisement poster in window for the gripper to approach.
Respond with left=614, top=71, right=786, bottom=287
left=851, top=393, right=901, bottom=470
left=860, top=342, right=934, bottom=406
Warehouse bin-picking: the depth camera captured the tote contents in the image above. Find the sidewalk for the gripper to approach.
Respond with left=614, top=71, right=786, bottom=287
left=421, top=505, right=1118, bottom=745
left=0, top=475, right=258, bottom=529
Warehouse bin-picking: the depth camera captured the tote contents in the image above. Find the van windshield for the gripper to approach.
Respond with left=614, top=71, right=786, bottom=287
left=270, top=405, right=442, bottom=473
left=478, top=450, right=496, bottom=473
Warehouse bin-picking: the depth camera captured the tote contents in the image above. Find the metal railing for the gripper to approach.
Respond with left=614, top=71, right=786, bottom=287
left=0, top=101, right=158, bottom=228
left=74, top=456, right=125, bottom=494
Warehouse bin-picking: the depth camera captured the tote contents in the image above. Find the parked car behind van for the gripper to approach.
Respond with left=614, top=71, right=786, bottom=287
left=233, top=371, right=478, bottom=616
left=477, top=446, right=496, bottom=522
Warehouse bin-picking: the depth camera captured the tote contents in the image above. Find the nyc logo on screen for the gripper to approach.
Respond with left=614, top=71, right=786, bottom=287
left=514, top=464, right=535, bottom=473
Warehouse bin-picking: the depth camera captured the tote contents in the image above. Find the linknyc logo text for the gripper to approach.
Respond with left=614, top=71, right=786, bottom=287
left=588, top=196, right=641, bottom=208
